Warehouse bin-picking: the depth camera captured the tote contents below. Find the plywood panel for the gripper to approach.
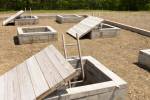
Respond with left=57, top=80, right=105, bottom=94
left=35, top=51, right=64, bottom=88
left=5, top=68, right=21, bottom=100
left=26, top=56, right=49, bottom=98
left=3, top=10, right=24, bottom=25
left=17, top=63, right=36, bottom=100
left=0, top=75, right=5, bottom=100
left=67, top=16, right=104, bottom=38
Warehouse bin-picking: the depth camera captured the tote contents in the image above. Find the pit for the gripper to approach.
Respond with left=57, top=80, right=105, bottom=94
left=15, top=16, right=39, bottom=25
left=45, top=56, right=127, bottom=100
left=84, top=23, right=120, bottom=39
left=56, top=15, right=84, bottom=23
left=17, top=26, right=57, bottom=44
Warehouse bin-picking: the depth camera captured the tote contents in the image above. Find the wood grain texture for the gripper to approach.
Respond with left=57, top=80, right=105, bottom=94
left=17, top=63, right=36, bottom=100
left=26, top=56, right=49, bottom=98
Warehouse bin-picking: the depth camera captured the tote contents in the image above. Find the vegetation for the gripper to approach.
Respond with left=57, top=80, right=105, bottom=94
left=0, top=0, right=150, bottom=11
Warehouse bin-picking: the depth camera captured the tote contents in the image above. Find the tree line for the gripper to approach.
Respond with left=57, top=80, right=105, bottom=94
left=0, top=0, right=150, bottom=11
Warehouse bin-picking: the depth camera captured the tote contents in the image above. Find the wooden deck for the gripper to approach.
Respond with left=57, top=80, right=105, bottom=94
left=0, top=45, right=76, bottom=100
left=67, top=16, right=104, bottom=38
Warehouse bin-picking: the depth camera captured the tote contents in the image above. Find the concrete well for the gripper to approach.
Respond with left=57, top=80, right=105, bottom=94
left=56, top=15, right=84, bottom=23
left=15, top=16, right=39, bottom=25
left=138, top=49, right=150, bottom=69
left=87, top=23, right=120, bottom=39
left=17, top=26, right=57, bottom=44
left=45, top=56, right=127, bottom=100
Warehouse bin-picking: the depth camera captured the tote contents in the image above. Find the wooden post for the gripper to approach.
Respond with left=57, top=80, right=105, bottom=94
left=62, top=33, right=67, bottom=59
left=76, top=33, right=85, bottom=80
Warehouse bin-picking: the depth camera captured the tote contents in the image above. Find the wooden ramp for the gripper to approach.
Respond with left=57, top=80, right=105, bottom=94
left=2, top=10, right=24, bottom=26
left=0, top=45, right=76, bottom=100
left=67, top=16, right=104, bottom=39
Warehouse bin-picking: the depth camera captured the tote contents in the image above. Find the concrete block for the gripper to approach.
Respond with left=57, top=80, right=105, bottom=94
left=15, top=16, right=39, bottom=26
left=56, top=15, right=84, bottom=24
left=138, top=49, right=150, bottom=69
left=45, top=56, right=127, bottom=100
left=89, top=23, right=120, bottom=39
left=17, top=26, right=57, bottom=44
left=104, top=20, right=150, bottom=37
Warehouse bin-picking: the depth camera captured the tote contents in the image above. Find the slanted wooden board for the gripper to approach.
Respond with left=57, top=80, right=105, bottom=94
left=2, top=10, right=24, bottom=26
left=67, top=16, right=104, bottom=38
left=0, top=45, right=76, bottom=100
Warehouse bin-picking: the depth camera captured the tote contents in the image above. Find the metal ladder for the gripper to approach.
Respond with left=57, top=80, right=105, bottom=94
left=62, top=33, right=85, bottom=87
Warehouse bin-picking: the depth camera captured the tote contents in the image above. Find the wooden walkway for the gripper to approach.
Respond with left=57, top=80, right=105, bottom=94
left=67, top=16, right=104, bottom=39
left=0, top=45, right=76, bottom=100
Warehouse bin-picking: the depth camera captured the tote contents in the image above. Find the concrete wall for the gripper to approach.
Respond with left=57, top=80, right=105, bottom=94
left=104, top=20, right=150, bottom=37
left=17, top=26, right=57, bottom=44
left=89, top=24, right=120, bottom=39
left=45, top=56, right=127, bottom=100
left=138, top=49, right=150, bottom=69
left=56, top=15, right=84, bottom=24
left=15, top=16, right=39, bottom=26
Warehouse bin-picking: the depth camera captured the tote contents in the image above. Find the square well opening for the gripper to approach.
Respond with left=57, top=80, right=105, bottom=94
left=22, top=27, right=51, bottom=33
left=45, top=59, right=116, bottom=100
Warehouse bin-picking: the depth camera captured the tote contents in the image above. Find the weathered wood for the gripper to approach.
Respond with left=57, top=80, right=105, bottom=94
left=26, top=56, right=49, bottom=98
left=48, top=45, right=76, bottom=74
left=3, top=10, right=24, bottom=26
left=17, top=62, right=36, bottom=100
left=35, top=51, right=64, bottom=88
left=5, top=68, right=21, bottom=100
left=0, top=45, right=76, bottom=100
left=0, top=75, right=5, bottom=100
left=44, top=46, right=76, bottom=82
left=67, top=16, right=104, bottom=38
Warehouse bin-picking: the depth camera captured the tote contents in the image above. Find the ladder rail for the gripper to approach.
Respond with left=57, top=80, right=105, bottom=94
left=76, top=33, right=85, bottom=80
left=62, top=33, right=85, bottom=88
left=62, top=33, right=67, bottom=59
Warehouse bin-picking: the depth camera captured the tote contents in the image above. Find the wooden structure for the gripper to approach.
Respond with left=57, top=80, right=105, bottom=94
left=2, top=10, right=24, bottom=26
left=0, top=45, right=77, bottom=100
left=2, top=10, right=39, bottom=26
left=46, top=56, right=127, bottom=100
left=67, top=16, right=104, bottom=39
left=17, top=26, right=57, bottom=44
left=62, top=33, right=85, bottom=85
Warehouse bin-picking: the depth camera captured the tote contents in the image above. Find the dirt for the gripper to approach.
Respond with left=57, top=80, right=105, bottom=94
left=0, top=11, right=150, bottom=100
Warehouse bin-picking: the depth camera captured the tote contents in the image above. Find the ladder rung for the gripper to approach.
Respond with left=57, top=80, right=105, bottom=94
left=71, top=80, right=84, bottom=84
left=65, top=43, right=77, bottom=46
left=67, top=56, right=79, bottom=59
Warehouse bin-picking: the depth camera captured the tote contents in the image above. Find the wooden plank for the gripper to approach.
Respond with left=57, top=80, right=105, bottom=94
left=67, top=16, right=104, bottom=38
left=3, top=10, right=24, bottom=25
left=0, top=75, right=5, bottom=100
left=44, top=46, right=76, bottom=82
left=48, top=45, right=75, bottom=74
left=17, top=62, right=36, bottom=100
left=26, top=56, right=49, bottom=98
left=34, top=51, right=64, bottom=88
left=44, top=48, right=69, bottom=79
left=5, top=68, right=21, bottom=100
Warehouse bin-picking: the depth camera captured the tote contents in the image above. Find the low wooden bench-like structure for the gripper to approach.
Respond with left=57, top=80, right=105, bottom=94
left=0, top=45, right=76, bottom=100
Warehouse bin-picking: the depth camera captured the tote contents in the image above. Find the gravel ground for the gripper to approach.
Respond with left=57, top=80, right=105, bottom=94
left=0, top=11, right=150, bottom=100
